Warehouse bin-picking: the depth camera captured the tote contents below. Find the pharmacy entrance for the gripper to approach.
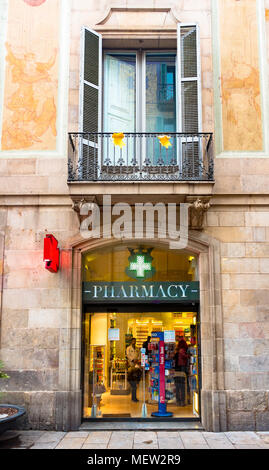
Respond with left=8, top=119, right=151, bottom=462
left=81, top=245, right=201, bottom=421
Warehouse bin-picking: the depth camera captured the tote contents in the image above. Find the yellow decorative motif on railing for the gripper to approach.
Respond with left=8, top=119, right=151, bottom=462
left=112, top=132, right=126, bottom=148
left=158, top=135, right=172, bottom=148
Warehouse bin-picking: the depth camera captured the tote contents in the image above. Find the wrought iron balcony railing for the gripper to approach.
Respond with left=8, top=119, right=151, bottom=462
left=68, top=132, right=214, bottom=182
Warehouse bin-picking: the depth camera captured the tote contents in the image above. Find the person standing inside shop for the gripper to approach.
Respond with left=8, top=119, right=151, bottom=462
left=126, top=337, right=141, bottom=402
left=142, top=336, right=151, bottom=355
left=174, top=336, right=189, bottom=406
left=126, top=337, right=140, bottom=367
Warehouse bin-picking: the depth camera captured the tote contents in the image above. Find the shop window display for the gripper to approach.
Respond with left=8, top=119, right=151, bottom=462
left=83, top=310, right=200, bottom=419
left=82, top=245, right=200, bottom=419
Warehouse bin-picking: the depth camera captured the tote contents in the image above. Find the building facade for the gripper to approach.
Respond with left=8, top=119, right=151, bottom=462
left=0, top=0, right=269, bottom=431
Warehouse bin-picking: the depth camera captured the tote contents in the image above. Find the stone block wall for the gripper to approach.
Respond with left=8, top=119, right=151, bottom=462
left=0, top=202, right=79, bottom=429
left=204, top=205, right=269, bottom=430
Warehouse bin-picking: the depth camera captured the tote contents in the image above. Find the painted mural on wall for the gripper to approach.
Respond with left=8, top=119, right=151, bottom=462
left=1, top=0, right=59, bottom=151
left=219, top=0, right=263, bottom=152
left=23, top=0, right=47, bottom=5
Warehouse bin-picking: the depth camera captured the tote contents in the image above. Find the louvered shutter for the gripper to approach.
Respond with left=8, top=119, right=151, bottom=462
left=177, top=24, right=202, bottom=178
left=79, top=28, right=102, bottom=180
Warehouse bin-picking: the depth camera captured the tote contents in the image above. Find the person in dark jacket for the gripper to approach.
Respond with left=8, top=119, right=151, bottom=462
left=142, top=336, right=151, bottom=354
left=127, top=365, right=142, bottom=402
left=174, top=336, right=189, bottom=406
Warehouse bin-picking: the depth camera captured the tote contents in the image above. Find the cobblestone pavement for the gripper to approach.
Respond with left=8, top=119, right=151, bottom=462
left=1, top=430, right=269, bottom=449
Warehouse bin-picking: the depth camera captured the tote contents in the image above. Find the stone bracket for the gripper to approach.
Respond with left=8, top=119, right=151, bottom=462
left=71, top=196, right=97, bottom=223
left=186, top=196, right=211, bottom=230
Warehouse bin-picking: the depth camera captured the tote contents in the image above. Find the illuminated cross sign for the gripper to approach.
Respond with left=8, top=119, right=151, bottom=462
left=129, top=255, right=152, bottom=278
left=125, top=247, right=156, bottom=280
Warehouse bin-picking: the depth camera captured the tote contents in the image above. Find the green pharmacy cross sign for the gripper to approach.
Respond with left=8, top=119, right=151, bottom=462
left=130, top=255, right=151, bottom=277
left=125, top=248, right=156, bottom=280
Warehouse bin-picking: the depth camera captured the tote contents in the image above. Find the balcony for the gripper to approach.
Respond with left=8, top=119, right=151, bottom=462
left=68, top=132, right=214, bottom=183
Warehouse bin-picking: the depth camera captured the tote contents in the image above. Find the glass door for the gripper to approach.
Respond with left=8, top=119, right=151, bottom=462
left=82, top=308, right=200, bottom=420
left=103, top=53, right=136, bottom=169
left=144, top=53, right=177, bottom=166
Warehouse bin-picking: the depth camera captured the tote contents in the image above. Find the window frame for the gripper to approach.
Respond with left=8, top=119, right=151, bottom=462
left=102, top=49, right=178, bottom=134
left=78, top=24, right=203, bottom=177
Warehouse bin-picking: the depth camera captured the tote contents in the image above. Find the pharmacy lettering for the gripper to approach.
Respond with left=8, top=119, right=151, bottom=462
left=83, top=281, right=199, bottom=303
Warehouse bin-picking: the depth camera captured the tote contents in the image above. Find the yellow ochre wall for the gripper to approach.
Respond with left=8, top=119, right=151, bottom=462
left=1, top=0, right=59, bottom=151
left=219, top=0, right=263, bottom=152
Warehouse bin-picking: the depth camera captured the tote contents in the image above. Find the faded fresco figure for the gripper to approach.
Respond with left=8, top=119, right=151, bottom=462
left=2, top=43, right=57, bottom=150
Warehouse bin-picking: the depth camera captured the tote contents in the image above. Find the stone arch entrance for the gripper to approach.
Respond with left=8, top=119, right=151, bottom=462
left=57, top=232, right=225, bottom=431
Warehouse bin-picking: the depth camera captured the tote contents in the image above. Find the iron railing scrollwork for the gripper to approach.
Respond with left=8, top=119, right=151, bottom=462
left=68, top=132, right=214, bottom=182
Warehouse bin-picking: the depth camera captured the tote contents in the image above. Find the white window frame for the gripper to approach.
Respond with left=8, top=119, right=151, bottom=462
left=79, top=24, right=202, bottom=175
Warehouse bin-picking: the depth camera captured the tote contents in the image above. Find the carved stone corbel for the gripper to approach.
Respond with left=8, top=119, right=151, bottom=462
left=71, top=196, right=98, bottom=224
left=187, top=196, right=211, bottom=230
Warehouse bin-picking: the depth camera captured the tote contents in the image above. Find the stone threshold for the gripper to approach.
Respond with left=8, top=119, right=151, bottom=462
left=79, top=421, right=203, bottom=431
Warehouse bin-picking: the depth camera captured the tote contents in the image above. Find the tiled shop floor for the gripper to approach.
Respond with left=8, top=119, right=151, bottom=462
left=1, top=431, right=269, bottom=449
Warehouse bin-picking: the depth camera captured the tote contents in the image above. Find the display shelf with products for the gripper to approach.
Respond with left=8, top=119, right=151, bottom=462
left=134, top=324, right=149, bottom=349
left=109, top=318, right=117, bottom=360
left=89, top=345, right=106, bottom=413
left=148, top=332, right=173, bottom=417
left=164, top=342, right=176, bottom=403
left=90, top=345, right=106, bottom=385
left=188, top=323, right=199, bottom=416
left=110, top=358, right=129, bottom=395
left=148, top=339, right=159, bottom=403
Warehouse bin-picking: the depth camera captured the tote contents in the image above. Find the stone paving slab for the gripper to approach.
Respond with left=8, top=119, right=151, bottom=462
left=133, top=431, right=158, bottom=449
left=82, top=443, right=109, bottom=449
left=202, top=432, right=234, bottom=449
left=84, top=431, right=112, bottom=445
left=158, top=438, right=184, bottom=449
left=224, top=431, right=263, bottom=445
left=179, top=431, right=210, bottom=449
left=31, top=442, right=59, bottom=450
left=156, top=432, right=184, bottom=449
left=35, top=431, right=66, bottom=443
left=65, top=431, right=89, bottom=439
left=1, top=430, right=269, bottom=449
left=55, top=438, right=86, bottom=449
left=233, top=444, right=263, bottom=449
left=108, top=431, right=134, bottom=449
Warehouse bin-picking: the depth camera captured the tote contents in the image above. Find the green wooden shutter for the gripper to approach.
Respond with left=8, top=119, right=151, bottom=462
left=177, top=24, right=201, bottom=133
left=177, top=24, right=201, bottom=178
left=79, top=28, right=102, bottom=180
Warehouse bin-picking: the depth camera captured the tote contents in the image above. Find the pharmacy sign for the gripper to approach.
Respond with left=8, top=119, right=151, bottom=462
left=83, top=281, right=199, bottom=304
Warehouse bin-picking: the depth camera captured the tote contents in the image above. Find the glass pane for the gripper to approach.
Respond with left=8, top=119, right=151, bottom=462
left=103, top=54, right=136, bottom=133
left=145, top=54, right=176, bottom=165
left=82, top=310, right=200, bottom=419
left=82, top=247, right=200, bottom=419
left=145, top=54, right=176, bottom=133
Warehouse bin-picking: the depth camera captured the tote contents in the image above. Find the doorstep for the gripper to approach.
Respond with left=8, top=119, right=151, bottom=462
left=79, top=421, right=203, bottom=431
